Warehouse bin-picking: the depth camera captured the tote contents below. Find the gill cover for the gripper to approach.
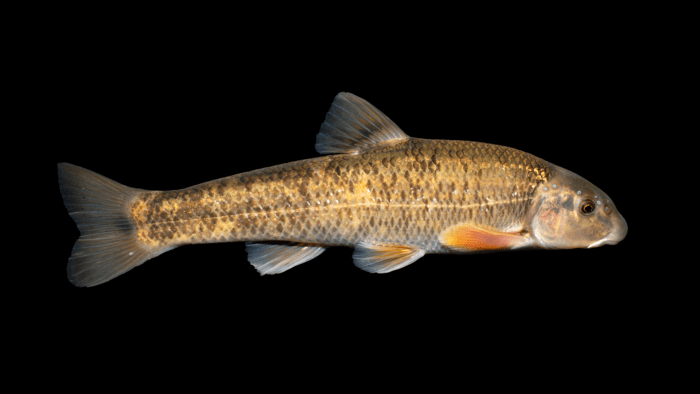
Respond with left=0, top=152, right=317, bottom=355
left=526, top=164, right=627, bottom=250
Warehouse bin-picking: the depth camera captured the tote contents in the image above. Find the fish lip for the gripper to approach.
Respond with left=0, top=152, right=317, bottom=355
left=588, top=236, right=616, bottom=249
left=587, top=228, right=625, bottom=249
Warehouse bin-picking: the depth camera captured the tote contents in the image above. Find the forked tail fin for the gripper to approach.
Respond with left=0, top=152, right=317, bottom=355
left=58, top=163, right=165, bottom=287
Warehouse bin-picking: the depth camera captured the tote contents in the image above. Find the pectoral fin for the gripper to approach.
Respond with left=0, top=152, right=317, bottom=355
left=439, top=224, right=529, bottom=251
left=352, top=242, right=425, bottom=273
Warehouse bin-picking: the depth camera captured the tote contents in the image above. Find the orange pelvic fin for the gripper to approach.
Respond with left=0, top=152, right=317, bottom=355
left=352, top=242, right=425, bottom=273
left=439, top=224, right=528, bottom=251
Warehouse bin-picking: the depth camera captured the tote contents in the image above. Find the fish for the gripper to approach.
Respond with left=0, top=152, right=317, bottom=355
left=57, top=92, right=628, bottom=287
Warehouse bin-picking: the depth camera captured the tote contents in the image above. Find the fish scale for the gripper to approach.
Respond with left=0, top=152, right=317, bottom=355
left=58, top=92, right=626, bottom=287
left=130, top=138, right=550, bottom=253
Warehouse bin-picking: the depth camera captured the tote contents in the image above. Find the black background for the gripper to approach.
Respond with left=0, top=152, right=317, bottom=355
left=41, top=26, right=650, bottom=353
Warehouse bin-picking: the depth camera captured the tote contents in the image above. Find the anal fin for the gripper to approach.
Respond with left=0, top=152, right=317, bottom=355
left=245, top=242, right=327, bottom=275
left=439, top=223, right=529, bottom=251
left=352, top=242, right=425, bottom=273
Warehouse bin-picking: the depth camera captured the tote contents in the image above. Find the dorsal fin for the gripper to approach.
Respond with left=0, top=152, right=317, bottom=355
left=315, top=92, right=409, bottom=155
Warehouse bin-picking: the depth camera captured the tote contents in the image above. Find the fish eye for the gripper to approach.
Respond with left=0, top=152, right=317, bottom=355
left=580, top=200, right=596, bottom=215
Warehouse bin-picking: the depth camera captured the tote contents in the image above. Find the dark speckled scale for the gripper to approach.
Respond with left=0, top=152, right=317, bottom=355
left=130, top=138, right=551, bottom=253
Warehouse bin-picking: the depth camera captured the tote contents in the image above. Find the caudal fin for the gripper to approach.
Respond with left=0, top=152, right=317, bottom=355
left=58, top=163, right=162, bottom=287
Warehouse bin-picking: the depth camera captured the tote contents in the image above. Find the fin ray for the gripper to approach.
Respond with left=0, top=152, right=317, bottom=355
left=316, top=92, right=409, bottom=154
left=439, top=223, right=529, bottom=251
left=58, top=163, right=167, bottom=287
left=352, top=242, right=425, bottom=273
left=246, top=242, right=327, bottom=275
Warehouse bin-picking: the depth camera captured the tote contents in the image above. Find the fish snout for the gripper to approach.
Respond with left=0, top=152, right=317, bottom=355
left=588, top=213, right=628, bottom=249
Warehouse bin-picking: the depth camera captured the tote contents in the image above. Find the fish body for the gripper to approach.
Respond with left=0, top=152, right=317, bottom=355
left=58, top=92, right=627, bottom=286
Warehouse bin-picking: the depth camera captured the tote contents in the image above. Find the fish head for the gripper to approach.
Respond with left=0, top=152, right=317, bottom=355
left=526, top=164, right=627, bottom=250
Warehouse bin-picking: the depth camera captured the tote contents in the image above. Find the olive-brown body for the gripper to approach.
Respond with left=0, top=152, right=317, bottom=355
left=131, top=138, right=551, bottom=253
left=58, top=92, right=625, bottom=287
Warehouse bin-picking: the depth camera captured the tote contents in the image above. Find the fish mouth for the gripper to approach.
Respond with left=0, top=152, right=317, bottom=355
left=588, top=214, right=628, bottom=249
left=587, top=235, right=618, bottom=249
